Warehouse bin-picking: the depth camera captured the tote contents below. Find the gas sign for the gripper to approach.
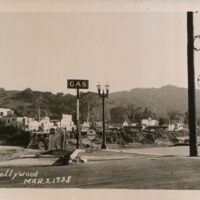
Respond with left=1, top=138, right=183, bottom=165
left=67, top=79, right=89, bottom=89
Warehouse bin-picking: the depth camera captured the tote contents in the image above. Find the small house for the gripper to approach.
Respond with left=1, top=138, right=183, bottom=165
left=122, top=121, right=129, bottom=127
left=81, top=121, right=90, bottom=133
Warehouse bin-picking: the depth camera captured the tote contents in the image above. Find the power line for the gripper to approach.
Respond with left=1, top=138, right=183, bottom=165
left=69, top=13, right=101, bottom=73
left=73, top=12, right=116, bottom=76
left=77, top=13, right=124, bottom=75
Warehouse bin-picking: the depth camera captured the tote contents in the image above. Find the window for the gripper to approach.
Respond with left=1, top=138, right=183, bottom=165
left=12, top=119, right=15, bottom=121
left=8, top=119, right=10, bottom=123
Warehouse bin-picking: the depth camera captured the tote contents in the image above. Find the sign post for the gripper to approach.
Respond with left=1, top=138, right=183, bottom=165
left=87, top=129, right=96, bottom=153
left=76, top=87, right=81, bottom=149
left=67, top=79, right=89, bottom=149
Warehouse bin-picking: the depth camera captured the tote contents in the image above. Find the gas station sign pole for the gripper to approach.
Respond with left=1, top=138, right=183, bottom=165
left=67, top=79, right=89, bottom=149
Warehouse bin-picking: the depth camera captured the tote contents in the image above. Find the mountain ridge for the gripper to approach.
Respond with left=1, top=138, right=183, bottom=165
left=0, top=85, right=200, bottom=121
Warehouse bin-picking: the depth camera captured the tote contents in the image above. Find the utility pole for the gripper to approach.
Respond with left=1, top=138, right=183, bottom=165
left=187, top=12, right=198, bottom=156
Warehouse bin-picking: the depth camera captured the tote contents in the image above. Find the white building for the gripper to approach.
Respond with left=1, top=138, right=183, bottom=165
left=40, top=117, right=54, bottom=132
left=0, top=108, right=13, bottom=117
left=0, top=115, right=31, bottom=129
left=168, top=123, right=185, bottom=131
left=16, top=117, right=24, bottom=127
left=81, top=121, right=90, bottom=133
left=130, top=123, right=137, bottom=127
left=57, top=114, right=75, bottom=131
left=141, top=117, right=159, bottom=129
left=29, top=120, right=40, bottom=131
left=0, top=113, right=54, bottom=132
left=122, top=121, right=129, bottom=127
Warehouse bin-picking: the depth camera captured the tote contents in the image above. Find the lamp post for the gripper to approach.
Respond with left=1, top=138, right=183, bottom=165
left=97, top=83, right=109, bottom=149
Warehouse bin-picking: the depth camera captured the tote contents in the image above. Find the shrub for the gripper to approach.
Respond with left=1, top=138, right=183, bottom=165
left=3, top=131, right=30, bottom=146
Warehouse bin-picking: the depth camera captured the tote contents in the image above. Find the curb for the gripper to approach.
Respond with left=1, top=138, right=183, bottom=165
left=104, top=149, right=179, bottom=157
left=104, top=149, right=200, bottom=159
left=79, top=155, right=133, bottom=161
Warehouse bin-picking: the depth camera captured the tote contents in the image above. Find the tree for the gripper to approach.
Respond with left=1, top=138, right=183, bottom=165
left=184, top=111, right=189, bottom=127
left=0, top=119, right=5, bottom=127
left=80, top=92, right=101, bottom=123
left=143, top=108, right=153, bottom=119
left=126, top=104, right=136, bottom=123
left=135, top=111, right=143, bottom=123
left=0, top=88, right=6, bottom=97
left=14, top=105, right=28, bottom=117
left=21, top=88, right=34, bottom=99
left=110, top=106, right=127, bottom=123
left=159, top=117, right=166, bottom=126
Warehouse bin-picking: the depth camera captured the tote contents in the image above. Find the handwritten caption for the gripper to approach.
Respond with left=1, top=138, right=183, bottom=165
left=0, top=169, right=71, bottom=185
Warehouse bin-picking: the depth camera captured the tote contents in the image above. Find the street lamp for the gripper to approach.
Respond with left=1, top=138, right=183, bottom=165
left=97, top=83, right=109, bottom=149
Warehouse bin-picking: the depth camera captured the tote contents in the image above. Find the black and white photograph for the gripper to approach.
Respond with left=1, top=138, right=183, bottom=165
left=1, top=1, right=200, bottom=199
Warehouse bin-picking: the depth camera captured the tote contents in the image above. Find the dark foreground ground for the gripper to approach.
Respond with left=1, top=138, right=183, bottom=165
left=1, top=151, right=200, bottom=190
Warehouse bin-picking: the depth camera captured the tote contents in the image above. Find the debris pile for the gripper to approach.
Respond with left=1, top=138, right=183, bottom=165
left=94, top=129, right=190, bottom=147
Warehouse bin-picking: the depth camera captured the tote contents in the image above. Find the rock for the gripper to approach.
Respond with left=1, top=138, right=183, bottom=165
left=68, top=139, right=77, bottom=145
left=68, top=159, right=74, bottom=165
left=80, top=158, right=88, bottom=163
left=38, top=142, right=45, bottom=150
left=68, top=158, right=78, bottom=165
left=154, top=139, right=164, bottom=145
left=84, top=144, right=90, bottom=148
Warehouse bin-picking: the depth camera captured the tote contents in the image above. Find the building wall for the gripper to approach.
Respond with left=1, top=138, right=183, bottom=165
left=168, top=123, right=185, bottom=131
left=141, top=118, right=159, bottom=126
left=0, top=108, right=13, bottom=117
left=29, top=121, right=40, bottom=131
left=81, top=122, right=90, bottom=132
left=2, top=115, right=18, bottom=127
left=58, top=114, right=75, bottom=131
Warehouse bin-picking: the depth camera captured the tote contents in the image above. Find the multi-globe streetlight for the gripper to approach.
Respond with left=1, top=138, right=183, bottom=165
left=97, top=83, right=109, bottom=149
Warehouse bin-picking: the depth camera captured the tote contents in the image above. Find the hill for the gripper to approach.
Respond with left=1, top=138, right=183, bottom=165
left=0, top=85, right=199, bottom=124
left=108, top=85, right=192, bottom=114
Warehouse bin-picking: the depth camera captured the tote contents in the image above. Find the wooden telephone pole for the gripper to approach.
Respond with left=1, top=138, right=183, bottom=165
left=187, top=12, right=198, bottom=156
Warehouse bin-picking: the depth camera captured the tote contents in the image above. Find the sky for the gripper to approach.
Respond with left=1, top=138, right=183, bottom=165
left=1, top=1, right=200, bottom=95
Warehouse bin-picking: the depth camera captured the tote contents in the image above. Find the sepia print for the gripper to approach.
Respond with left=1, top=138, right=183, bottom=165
left=1, top=1, right=200, bottom=200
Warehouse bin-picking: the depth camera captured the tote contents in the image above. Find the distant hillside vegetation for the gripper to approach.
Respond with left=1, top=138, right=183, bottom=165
left=0, top=85, right=200, bottom=124
left=108, top=85, right=193, bottom=114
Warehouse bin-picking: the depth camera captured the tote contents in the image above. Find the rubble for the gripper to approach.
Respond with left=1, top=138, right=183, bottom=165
left=68, top=149, right=86, bottom=165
